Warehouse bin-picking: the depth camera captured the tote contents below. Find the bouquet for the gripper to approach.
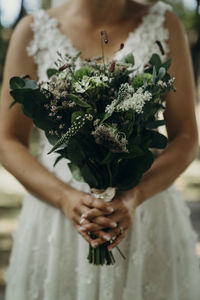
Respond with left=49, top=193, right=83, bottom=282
left=10, top=31, right=175, bottom=265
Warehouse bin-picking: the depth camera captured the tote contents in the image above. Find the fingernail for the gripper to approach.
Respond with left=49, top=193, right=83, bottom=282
left=111, top=222, right=117, bottom=228
left=80, top=226, right=87, bottom=232
left=80, top=218, right=85, bottom=225
left=92, top=242, right=99, bottom=248
left=107, top=207, right=114, bottom=212
left=82, top=213, right=87, bottom=218
left=103, top=235, right=111, bottom=241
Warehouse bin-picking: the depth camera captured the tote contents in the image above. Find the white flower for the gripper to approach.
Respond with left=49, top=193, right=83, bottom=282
left=90, top=75, right=109, bottom=86
left=73, top=74, right=109, bottom=93
left=105, top=99, right=118, bottom=115
left=58, top=70, right=70, bottom=80
left=157, top=80, right=167, bottom=88
left=116, top=87, right=152, bottom=114
left=74, top=75, right=90, bottom=93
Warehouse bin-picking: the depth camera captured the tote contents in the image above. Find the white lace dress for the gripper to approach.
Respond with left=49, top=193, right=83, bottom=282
left=4, top=2, right=200, bottom=299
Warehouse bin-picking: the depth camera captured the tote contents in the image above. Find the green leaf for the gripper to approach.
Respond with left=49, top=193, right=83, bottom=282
left=68, top=163, right=85, bottom=182
left=158, top=67, right=166, bottom=79
left=68, top=94, right=92, bottom=108
left=71, top=111, right=85, bottom=123
left=34, top=117, right=56, bottom=131
left=67, top=139, right=86, bottom=165
left=10, top=77, right=25, bottom=89
left=149, top=54, right=162, bottom=70
left=146, top=130, right=168, bottom=149
left=81, top=163, right=98, bottom=188
left=152, top=66, right=157, bottom=83
left=47, top=68, right=58, bottom=78
left=121, top=53, right=135, bottom=65
left=146, top=120, right=166, bottom=129
left=23, top=80, right=38, bottom=90
left=73, top=67, right=93, bottom=81
left=100, top=151, right=113, bottom=164
left=115, top=150, right=154, bottom=190
left=53, top=155, right=63, bottom=167
left=162, top=58, right=172, bottom=71
left=100, top=112, right=111, bottom=124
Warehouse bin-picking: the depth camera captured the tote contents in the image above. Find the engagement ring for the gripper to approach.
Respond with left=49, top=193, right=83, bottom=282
left=118, top=224, right=124, bottom=235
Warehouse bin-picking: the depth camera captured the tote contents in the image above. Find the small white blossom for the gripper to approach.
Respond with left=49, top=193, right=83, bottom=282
left=168, top=77, right=175, bottom=85
left=116, top=88, right=152, bottom=114
left=58, top=70, right=69, bottom=80
left=90, top=75, right=109, bottom=86
left=74, top=76, right=90, bottom=93
left=73, top=75, right=109, bottom=93
left=105, top=99, right=118, bottom=115
left=157, top=80, right=167, bottom=88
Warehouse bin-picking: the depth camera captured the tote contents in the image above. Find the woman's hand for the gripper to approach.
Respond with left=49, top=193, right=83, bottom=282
left=81, top=188, right=141, bottom=250
left=60, top=187, right=118, bottom=246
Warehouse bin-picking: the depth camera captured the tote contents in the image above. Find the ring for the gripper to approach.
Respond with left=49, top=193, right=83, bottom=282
left=118, top=225, right=124, bottom=235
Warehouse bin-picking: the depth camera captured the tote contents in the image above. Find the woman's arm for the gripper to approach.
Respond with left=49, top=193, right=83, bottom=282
left=136, top=10, right=199, bottom=204
left=0, top=15, right=70, bottom=208
left=0, top=16, right=115, bottom=247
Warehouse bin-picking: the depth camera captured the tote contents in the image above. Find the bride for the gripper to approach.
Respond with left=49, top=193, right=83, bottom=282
left=1, top=0, right=200, bottom=299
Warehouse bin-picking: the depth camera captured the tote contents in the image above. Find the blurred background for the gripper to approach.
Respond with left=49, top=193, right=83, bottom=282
left=0, top=0, right=200, bottom=298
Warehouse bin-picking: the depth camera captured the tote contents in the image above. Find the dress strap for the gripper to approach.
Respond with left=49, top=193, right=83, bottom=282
left=144, top=1, right=173, bottom=57
left=26, top=10, right=58, bottom=61
left=115, top=1, right=173, bottom=70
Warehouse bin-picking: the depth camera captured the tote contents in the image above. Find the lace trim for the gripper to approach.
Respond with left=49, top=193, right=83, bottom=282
left=26, top=1, right=173, bottom=80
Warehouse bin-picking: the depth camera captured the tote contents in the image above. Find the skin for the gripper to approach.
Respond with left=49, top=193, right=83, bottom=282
left=0, top=0, right=198, bottom=251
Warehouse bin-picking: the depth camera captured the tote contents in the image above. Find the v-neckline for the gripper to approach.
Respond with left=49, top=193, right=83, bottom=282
left=41, top=1, right=159, bottom=62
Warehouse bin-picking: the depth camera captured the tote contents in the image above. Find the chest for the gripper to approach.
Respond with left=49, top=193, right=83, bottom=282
left=56, top=19, right=141, bottom=61
left=29, top=6, right=171, bottom=81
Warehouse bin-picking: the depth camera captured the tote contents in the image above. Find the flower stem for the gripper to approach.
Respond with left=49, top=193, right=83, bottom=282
left=100, top=34, right=106, bottom=73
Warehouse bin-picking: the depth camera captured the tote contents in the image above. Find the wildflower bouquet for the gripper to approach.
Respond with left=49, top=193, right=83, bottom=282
left=10, top=32, right=175, bottom=265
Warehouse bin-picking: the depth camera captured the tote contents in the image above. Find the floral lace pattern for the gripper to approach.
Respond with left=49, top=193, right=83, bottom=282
left=4, top=2, right=200, bottom=300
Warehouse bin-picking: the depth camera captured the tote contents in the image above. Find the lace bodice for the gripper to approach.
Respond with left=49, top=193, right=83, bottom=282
left=27, top=1, right=172, bottom=81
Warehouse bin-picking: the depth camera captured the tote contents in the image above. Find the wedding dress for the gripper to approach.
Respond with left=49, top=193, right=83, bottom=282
left=4, top=1, right=200, bottom=299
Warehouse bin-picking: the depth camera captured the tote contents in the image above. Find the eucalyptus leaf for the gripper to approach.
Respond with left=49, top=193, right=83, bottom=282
left=47, top=68, right=59, bottom=79
left=10, top=77, right=25, bottom=89
left=73, top=67, right=93, bottom=81
left=149, top=54, right=162, bottom=70
left=152, top=66, right=157, bottom=83
left=162, top=58, right=172, bottom=71
left=158, top=67, right=166, bottom=79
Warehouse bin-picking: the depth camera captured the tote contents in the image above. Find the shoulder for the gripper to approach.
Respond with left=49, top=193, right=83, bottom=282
left=9, top=15, right=34, bottom=50
left=164, top=10, right=188, bottom=55
left=165, top=10, right=185, bottom=36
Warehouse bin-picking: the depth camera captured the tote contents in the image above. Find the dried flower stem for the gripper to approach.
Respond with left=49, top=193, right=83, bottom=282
left=100, top=31, right=107, bottom=73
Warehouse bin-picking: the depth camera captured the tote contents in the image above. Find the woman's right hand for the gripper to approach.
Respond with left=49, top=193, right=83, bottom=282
left=60, top=187, right=117, bottom=246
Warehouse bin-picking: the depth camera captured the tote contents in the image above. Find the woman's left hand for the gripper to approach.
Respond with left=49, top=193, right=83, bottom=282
left=82, top=188, right=141, bottom=250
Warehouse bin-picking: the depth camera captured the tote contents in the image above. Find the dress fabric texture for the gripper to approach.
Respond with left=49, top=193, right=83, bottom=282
left=4, top=2, right=200, bottom=299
